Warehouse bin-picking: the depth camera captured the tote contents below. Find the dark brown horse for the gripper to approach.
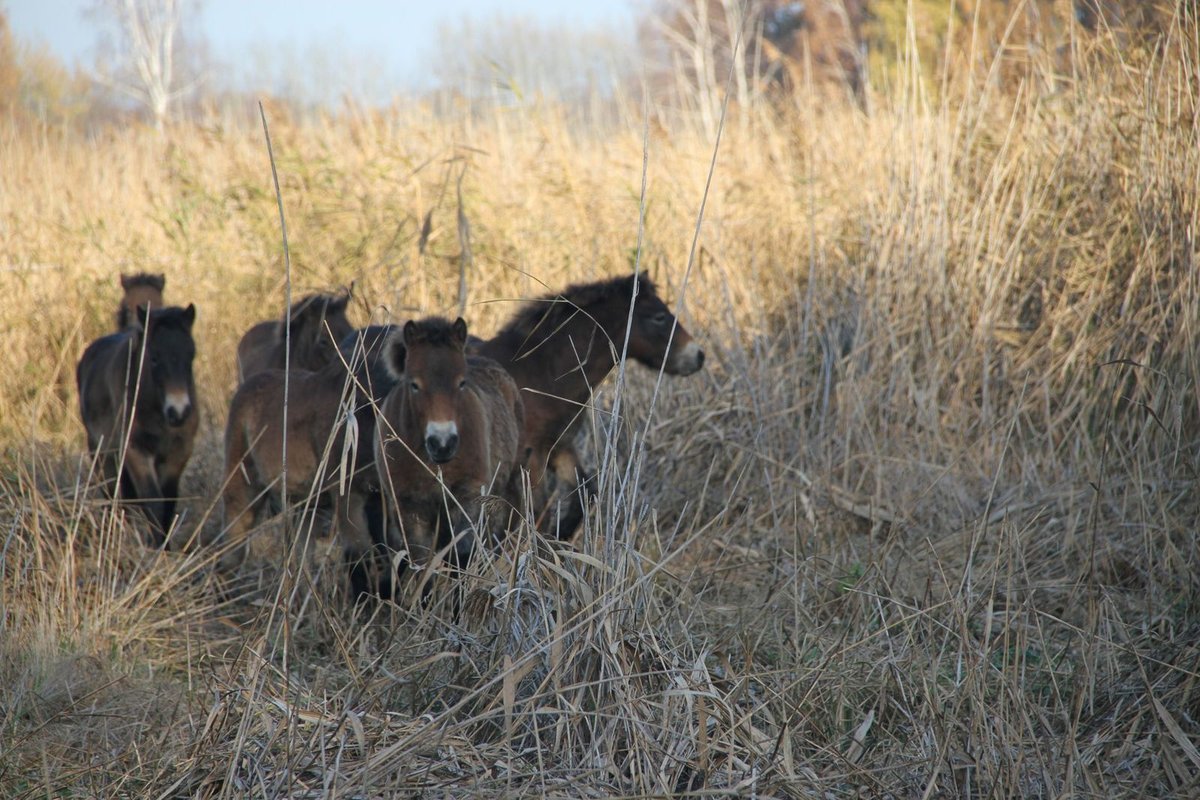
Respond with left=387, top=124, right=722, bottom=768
left=473, top=273, right=704, bottom=538
left=77, top=304, right=198, bottom=544
left=374, top=317, right=523, bottom=585
left=115, top=272, right=165, bottom=330
left=236, top=290, right=355, bottom=382
left=220, top=354, right=374, bottom=571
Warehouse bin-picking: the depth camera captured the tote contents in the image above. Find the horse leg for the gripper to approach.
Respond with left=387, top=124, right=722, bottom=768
left=335, top=488, right=383, bottom=602
left=440, top=495, right=478, bottom=570
left=157, top=430, right=196, bottom=547
left=218, top=455, right=261, bottom=571
left=120, top=448, right=167, bottom=547
left=548, top=447, right=591, bottom=541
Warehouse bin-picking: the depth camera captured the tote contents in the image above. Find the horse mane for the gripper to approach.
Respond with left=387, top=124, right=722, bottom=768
left=382, top=316, right=467, bottom=379
left=139, top=304, right=196, bottom=333
left=495, top=273, right=657, bottom=341
left=406, top=316, right=467, bottom=347
left=120, top=272, right=166, bottom=292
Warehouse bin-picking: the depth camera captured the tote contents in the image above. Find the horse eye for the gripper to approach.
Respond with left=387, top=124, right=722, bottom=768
left=458, top=379, right=467, bottom=391
left=409, top=380, right=420, bottom=393
left=652, top=311, right=671, bottom=326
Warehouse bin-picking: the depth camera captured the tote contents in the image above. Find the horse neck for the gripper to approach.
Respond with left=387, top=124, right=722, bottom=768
left=491, top=306, right=625, bottom=402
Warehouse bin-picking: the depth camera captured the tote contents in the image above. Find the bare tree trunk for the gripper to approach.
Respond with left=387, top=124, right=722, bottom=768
left=93, top=0, right=194, bottom=131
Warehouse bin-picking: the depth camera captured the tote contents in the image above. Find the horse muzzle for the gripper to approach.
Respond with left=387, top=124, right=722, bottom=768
left=665, top=341, right=705, bottom=376
left=163, top=391, right=193, bottom=426
left=424, top=421, right=460, bottom=464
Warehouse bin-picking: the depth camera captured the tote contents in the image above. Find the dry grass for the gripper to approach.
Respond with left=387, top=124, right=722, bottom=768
left=2, top=12, right=1199, bottom=799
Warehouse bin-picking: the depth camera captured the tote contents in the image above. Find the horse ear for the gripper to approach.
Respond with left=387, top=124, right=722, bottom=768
left=451, top=317, right=468, bottom=347
left=331, top=291, right=351, bottom=314
left=151, top=273, right=166, bottom=291
left=182, top=303, right=196, bottom=328
left=402, top=319, right=420, bottom=346
left=120, top=273, right=133, bottom=290
left=627, top=272, right=652, bottom=295
left=383, top=331, right=407, bottom=379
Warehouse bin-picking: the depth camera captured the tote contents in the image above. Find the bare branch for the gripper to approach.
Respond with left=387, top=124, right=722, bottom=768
left=90, top=0, right=198, bottom=130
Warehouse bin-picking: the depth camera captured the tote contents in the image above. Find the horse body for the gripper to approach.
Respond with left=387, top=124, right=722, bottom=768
left=115, top=273, right=165, bottom=330
left=374, top=318, right=523, bottom=577
left=236, top=290, right=354, bottom=382
left=77, top=304, right=198, bottom=543
left=474, top=273, right=704, bottom=537
left=220, top=357, right=373, bottom=569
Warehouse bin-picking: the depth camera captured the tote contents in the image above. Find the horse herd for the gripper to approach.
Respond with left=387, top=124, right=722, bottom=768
left=75, top=272, right=705, bottom=597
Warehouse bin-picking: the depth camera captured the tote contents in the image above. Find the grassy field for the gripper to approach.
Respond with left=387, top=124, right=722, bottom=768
left=2, top=12, right=1199, bottom=799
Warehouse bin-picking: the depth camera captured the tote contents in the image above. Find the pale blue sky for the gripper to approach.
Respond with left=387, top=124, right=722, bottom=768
left=5, top=0, right=639, bottom=97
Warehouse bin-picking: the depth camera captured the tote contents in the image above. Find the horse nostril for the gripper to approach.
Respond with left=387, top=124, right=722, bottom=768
left=694, top=349, right=705, bottom=369
left=425, top=434, right=459, bottom=463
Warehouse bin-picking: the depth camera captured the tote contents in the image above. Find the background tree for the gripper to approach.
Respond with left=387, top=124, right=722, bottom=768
left=0, top=13, right=19, bottom=112
left=89, top=0, right=203, bottom=130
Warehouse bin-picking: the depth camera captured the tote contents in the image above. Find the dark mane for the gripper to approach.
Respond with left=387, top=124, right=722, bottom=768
left=277, top=293, right=333, bottom=337
left=121, top=272, right=166, bottom=292
left=144, top=305, right=195, bottom=331
left=406, top=316, right=465, bottom=347
left=496, top=273, right=658, bottom=341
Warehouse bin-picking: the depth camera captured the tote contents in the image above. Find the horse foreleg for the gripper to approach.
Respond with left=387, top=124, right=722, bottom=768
left=120, top=449, right=167, bottom=547
left=335, top=488, right=383, bottom=601
left=217, top=455, right=261, bottom=571
left=547, top=446, right=592, bottom=541
left=157, top=430, right=196, bottom=546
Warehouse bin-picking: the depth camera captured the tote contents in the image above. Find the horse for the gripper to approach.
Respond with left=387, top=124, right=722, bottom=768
left=473, top=273, right=704, bottom=538
left=115, top=272, right=165, bottom=330
left=219, top=354, right=375, bottom=573
left=373, top=317, right=524, bottom=594
left=236, top=290, right=355, bottom=382
left=339, top=323, right=403, bottom=402
left=77, top=303, right=198, bottom=544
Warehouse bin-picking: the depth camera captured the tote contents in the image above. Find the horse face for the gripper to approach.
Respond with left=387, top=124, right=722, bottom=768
left=626, top=292, right=705, bottom=376
left=118, top=273, right=166, bottom=329
left=124, top=286, right=163, bottom=314
left=403, top=320, right=470, bottom=465
left=139, top=305, right=197, bottom=427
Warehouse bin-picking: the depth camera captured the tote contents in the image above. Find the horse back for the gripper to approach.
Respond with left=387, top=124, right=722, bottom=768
left=236, top=321, right=278, bottom=381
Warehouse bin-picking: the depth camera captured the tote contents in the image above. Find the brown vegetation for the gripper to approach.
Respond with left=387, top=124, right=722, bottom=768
left=1, top=4, right=1198, bottom=798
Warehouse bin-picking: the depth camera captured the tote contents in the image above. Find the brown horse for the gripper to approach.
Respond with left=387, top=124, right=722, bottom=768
left=220, top=354, right=374, bottom=571
left=473, top=273, right=704, bottom=538
left=374, top=317, right=524, bottom=586
left=115, top=273, right=165, bottom=330
left=236, top=290, right=355, bottom=382
left=77, top=304, right=198, bottom=544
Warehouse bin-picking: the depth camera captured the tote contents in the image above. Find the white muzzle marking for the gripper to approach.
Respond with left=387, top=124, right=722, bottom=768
left=164, top=389, right=191, bottom=421
left=669, top=341, right=705, bottom=374
left=425, top=420, right=457, bottom=441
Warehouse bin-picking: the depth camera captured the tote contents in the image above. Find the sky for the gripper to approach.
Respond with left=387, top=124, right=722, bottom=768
left=5, top=0, right=639, bottom=99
